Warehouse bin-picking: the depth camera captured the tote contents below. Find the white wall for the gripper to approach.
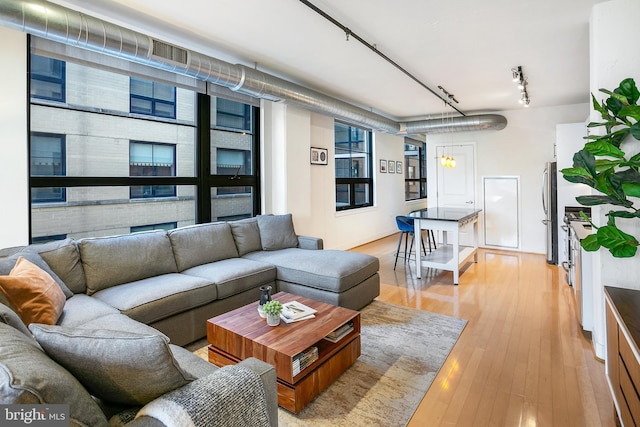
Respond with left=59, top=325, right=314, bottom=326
left=261, top=102, right=426, bottom=250
left=0, top=27, right=28, bottom=248
left=426, top=103, right=589, bottom=254
left=589, top=0, right=640, bottom=359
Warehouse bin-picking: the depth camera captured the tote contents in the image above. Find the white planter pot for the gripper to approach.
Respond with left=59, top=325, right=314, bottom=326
left=266, top=313, right=280, bottom=326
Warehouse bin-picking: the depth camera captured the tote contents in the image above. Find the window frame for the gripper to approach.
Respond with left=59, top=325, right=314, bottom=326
left=334, top=121, right=374, bottom=211
left=129, top=141, right=177, bottom=199
left=30, top=54, right=65, bottom=102
left=28, top=48, right=261, bottom=243
left=30, top=132, right=66, bottom=203
left=404, top=138, right=427, bottom=201
left=129, top=77, right=177, bottom=119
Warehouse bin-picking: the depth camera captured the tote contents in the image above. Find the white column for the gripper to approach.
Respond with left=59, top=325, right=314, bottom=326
left=0, top=27, right=28, bottom=248
left=589, top=0, right=640, bottom=360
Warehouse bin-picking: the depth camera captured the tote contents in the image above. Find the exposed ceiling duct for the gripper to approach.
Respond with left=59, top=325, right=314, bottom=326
left=0, top=0, right=507, bottom=135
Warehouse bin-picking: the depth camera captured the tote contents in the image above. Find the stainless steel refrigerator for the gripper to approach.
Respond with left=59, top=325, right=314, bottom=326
left=542, top=161, right=558, bottom=264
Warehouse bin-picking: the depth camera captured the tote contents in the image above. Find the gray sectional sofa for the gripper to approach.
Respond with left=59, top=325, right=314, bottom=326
left=0, top=214, right=380, bottom=426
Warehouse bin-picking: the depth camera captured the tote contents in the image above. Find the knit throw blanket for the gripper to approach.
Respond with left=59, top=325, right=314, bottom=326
left=136, top=365, right=271, bottom=427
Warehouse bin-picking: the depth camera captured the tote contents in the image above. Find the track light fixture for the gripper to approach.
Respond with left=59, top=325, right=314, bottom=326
left=511, top=65, right=530, bottom=107
left=511, top=66, right=522, bottom=82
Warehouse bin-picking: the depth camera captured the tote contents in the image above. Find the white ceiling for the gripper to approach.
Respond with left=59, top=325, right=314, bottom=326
left=52, top=0, right=605, bottom=120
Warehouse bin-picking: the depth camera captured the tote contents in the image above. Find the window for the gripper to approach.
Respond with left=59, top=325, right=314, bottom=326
left=30, top=133, right=66, bottom=203
left=210, top=96, right=259, bottom=221
left=215, top=98, right=251, bottom=131
left=130, top=142, right=176, bottom=198
left=30, top=54, right=65, bottom=102
left=216, top=148, right=251, bottom=195
left=404, top=139, right=427, bottom=200
left=29, top=44, right=259, bottom=242
left=130, top=78, right=176, bottom=118
left=131, top=222, right=177, bottom=233
left=335, top=122, right=373, bottom=210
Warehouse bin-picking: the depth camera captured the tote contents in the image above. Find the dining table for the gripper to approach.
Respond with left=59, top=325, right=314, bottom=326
left=408, top=207, right=482, bottom=284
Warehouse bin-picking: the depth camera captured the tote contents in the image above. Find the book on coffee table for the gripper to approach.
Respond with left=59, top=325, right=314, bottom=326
left=281, top=300, right=317, bottom=320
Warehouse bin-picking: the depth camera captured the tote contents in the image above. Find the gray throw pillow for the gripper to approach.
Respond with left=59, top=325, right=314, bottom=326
left=0, top=323, right=109, bottom=427
left=0, top=252, right=73, bottom=299
left=229, top=218, right=263, bottom=256
left=0, top=302, right=32, bottom=337
left=256, top=214, right=299, bottom=251
left=29, top=324, right=196, bottom=406
left=35, top=239, right=86, bottom=294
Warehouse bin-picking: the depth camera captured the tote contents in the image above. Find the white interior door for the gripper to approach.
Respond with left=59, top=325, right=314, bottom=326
left=436, top=143, right=476, bottom=246
left=483, top=176, right=519, bottom=248
left=436, top=144, right=476, bottom=208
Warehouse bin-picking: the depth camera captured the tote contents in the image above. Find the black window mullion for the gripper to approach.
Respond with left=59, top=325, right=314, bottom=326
left=196, top=92, right=211, bottom=223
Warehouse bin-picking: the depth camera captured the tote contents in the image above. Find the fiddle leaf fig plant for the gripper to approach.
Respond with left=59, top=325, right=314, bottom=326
left=561, top=78, right=640, bottom=258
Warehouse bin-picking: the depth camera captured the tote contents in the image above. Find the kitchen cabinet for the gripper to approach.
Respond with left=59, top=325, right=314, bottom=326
left=605, top=286, right=640, bottom=426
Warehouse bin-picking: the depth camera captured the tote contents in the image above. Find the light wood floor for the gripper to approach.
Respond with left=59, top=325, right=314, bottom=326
left=351, top=234, right=615, bottom=427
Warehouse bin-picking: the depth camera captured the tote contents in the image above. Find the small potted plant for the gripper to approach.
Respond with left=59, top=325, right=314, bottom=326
left=262, top=300, right=283, bottom=326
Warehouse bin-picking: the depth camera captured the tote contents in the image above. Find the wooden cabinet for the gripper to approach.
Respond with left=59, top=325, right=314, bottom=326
left=605, top=286, right=640, bottom=426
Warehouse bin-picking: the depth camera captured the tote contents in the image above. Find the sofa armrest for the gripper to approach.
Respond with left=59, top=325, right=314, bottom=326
left=122, top=358, right=278, bottom=427
left=297, top=235, right=323, bottom=250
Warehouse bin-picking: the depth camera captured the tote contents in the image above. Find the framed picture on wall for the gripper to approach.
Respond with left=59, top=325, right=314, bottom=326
left=396, top=161, right=403, bottom=174
left=388, top=160, right=395, bottom=173
left=310, top=147, right=328, bottom=165
left=380, top=159, right=387, bottom=173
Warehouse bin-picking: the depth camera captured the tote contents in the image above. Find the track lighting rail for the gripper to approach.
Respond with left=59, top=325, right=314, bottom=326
left=298, top=0, right=466, bottom=116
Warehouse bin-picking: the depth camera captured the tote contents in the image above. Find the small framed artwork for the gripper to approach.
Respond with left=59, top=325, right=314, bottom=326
left=396, top=161, right=403, bottom=174
left=380, top=159, right=387, bottom=173
left=310, top=147, right=328, bottom=165
left=388, top=160, right=395, bottom=174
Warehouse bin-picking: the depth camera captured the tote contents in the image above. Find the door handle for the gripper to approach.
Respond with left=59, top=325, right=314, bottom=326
left=465, top=201, right=473, bottom=204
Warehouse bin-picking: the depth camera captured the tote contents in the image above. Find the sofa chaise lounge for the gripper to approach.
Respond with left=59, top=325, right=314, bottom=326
left=0, top=214, right=380, bottom=426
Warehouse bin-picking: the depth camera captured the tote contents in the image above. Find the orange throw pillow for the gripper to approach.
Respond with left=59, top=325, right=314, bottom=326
left=0, top=256, right=66, bottom=325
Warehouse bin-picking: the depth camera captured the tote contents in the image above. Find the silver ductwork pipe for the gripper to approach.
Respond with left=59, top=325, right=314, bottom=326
left=0, top=0, right=506, bottom=135
left=402, top=114, right=508, bottom=134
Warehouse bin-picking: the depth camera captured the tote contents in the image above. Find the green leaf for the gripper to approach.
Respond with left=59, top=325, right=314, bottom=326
left=580, top=234, right=601, bottom=251
left=618, top=78, right=640, bottom=105
left=572, top=149, right=597, bottom=177
left=561, top=167, right=595, bottom=186
left=622, top=182, right=640, bottom=197
left=575, top=195, right=623, bottom=206
left=583, top=141, right=625, bottom=158
left=608, top=210, right=640, bottom=219
left=601, top=88, right=631, bottom=106
left=618, top=105, right=640, bottom=121
left=597, top=225, right=639, bottom=257
left=595, top=159, right=622, bottom=172
left=610, top=244, right=638, bottom=258
left=592, top=93, right=607, bottom=116
left=631, top=122, right=640, bottom=141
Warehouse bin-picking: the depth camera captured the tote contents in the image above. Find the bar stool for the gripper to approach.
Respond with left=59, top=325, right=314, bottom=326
left=394, top=216, right=436, bottom=270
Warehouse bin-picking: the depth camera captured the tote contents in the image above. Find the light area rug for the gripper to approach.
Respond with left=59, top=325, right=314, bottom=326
left=194, top=301, right=466, bottom=427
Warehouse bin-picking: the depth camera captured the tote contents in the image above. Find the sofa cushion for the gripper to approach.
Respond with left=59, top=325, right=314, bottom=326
left=229, top=218, right=262, bottom=256
left=0, top=257, right=66, bottom=326
left=56, top=294, right=119, bottom=327
left=91, top=273, right=216, bottom=325
left=182, top=258, right=276, bottom=299
left=0, top=323, right=109, bottom=427
left=168, top=222, right=238, bottom=271
left=0, top=251, right=73, bottom=299
left=256, top=214, right=299, bottom=250
left=29, top=324, right=196, bottom=406
left=0, top=301, right=32, bottom=337
left=243, top=248, right=380, bottom=292
left=79, top=230, right=178, bottom=295
left=34, top=239, right=86, bottom=294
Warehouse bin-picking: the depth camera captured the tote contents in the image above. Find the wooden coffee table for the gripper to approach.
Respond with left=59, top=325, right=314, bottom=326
left=206, top=291, right=361, bottom=413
